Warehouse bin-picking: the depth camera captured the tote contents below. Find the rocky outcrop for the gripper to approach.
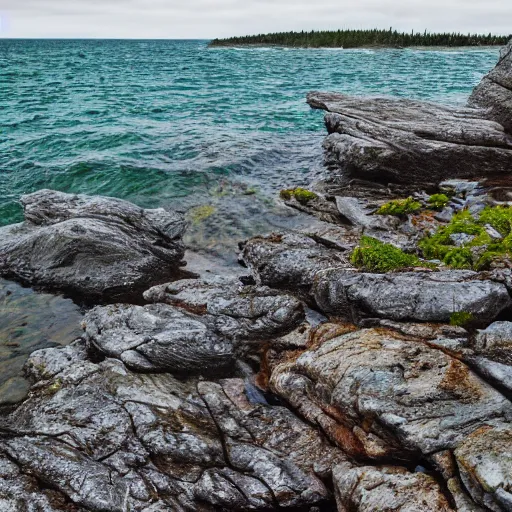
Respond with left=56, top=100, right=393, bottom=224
left=307, top=92, right=512, bottom=188
left=308, top=39, right=512, bottom=188
left=0, top=190, right=188, bottom=302
left=470, top=40, right=512, bottom=134
left=84, top=278, right=304, bottom=373
left=1, top=341, right=344, bottom=511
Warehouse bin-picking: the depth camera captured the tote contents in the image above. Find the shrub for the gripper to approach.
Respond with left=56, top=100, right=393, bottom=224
left=428, top=193, right=450, bottom=210
left=350, top=236, right=423, bottom=273
left=376, top=197, right=421, bottom=216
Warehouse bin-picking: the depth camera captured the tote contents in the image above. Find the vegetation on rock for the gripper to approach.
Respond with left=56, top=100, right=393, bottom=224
left=450, top=311, right=474, bottom=327
left=210, top=29, right=511, bottom=49
left=428, top=193, right=450, bottom=210
left=280, top=187, right=318, bottom=205
left=350, top=236, right=424, bottom=273
left=376, top=197, right=421, bottom=216
left=419, top=207, right=512, bottom=270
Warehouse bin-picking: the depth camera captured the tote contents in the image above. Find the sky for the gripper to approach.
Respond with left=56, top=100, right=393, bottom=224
left=0, top=0, right=511, bottom=39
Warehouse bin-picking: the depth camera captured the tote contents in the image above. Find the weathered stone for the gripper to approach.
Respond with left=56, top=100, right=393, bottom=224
left=455, top=425, right=512, bottom=511
left=308, top=92, right=512, bottom=188
left=0, top=190, right=188, bottom=302
left=470, top=40, right=512, bottom=134
left=143, top=276, right=304, bottom=341
left=312, top=269, right=511, bottom=324
left=270, top=328, right=512, bottom=460
left=333, top=463, right=455, bottom=512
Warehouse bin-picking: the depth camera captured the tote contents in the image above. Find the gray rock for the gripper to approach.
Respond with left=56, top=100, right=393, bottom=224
left=450, top=233, right=476, bottom=247
left=84, top=303, right=235, bottom=375
left=143, top=276, right=304, bottom=341
left=333, top=463, right=455, bottom=511
left=474, top=321, right=512, bottom=366
left=312, top=269, right=511, bottom=324
left=469, top=39, right=512, bottom=134
left=0, top=190, right=188, bottom=302
left=2, top=352, right=343, bottom=511
left=308, top=92, right=512, bottom=188
left=435, top=206, right=455, bottom=223
left=455, top=425, right=512, bottom=511
left=440, top=180, right=481, bottom=197
left=335, top=196, right=397, bottom=230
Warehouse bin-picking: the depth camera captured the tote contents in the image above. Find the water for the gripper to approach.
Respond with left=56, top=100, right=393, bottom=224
left=0, top=39, right=501, bottom=403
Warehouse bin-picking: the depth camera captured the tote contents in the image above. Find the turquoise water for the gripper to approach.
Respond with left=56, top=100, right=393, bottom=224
left=0, top=40, right=501, bottom=248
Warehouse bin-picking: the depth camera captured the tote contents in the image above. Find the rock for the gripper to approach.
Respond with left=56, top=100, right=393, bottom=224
left=270, top=328, right=512, bottom=461
left=312, top=269, right=511, bottom=324
left=240, top=232, right=350, bottom=299
left=469, top=39, right=512, bottom=134
left=455, top=425, right=512, bottom=511
left=2, top=351, right=343, bottom=510
left=440, top=180, right=481, bottom=198
left=435, top=206, right=455, bottom=223
left=333, top=463, right=455, bottom=511
left=450, top=233, right=476, bottom=247
left=307, top=92, right=512, bottom=188
left=474, top=321, right=512, bottom=363
left=143, top=276, right=304, bottom=341
left=84, top=303, right=236, bottom=375
left=0, top=190, right=188, bottom=302
left=335, top=196, right=396, bottom=230
left=85, top=277, right=304, bottom=373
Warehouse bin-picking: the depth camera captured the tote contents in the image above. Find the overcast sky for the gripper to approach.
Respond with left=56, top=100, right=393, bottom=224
left=0, top=0, right=511, bottom=39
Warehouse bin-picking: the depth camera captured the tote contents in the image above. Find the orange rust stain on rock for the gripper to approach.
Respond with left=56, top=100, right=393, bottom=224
left=439, top=359, right=483, bottom=401
left=308, top=322, right=358, bottom=349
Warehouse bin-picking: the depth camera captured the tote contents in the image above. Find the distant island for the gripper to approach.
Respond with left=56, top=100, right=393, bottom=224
left=209, top=29, right=511, bottom=48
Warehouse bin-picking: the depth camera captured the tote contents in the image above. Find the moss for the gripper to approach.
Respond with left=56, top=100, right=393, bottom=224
left=479, top=205, right=512, bottom=237
left=450, top=311, right=474, bottom=327
left=376, top=197, right=421, bottom=216
left=46, top=378, right=63, bottom=395
left=350, top=236, right=425, bottom=273
left=188, top=205, right=216, bottom=225
left=280, top=187, right=318, bottom=205
left=419, top=208, right=512, bottom=270
left=428, top=193, right=450, bottom=210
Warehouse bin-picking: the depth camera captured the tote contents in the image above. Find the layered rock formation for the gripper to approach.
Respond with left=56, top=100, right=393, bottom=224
left=0, top=190, right=189, bottom=302
left=307, top=39, right=512, bottom=191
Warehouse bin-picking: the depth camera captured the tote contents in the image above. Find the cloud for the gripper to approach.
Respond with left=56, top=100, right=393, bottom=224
left=1, top=0, right=511, bottom=38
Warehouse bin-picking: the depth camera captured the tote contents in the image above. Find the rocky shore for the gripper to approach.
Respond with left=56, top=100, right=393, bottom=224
left=0, top=41, right=511, bottom=512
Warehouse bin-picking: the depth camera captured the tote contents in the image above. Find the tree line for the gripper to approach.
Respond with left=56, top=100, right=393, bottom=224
left=209, top=29, right=511, bottom=48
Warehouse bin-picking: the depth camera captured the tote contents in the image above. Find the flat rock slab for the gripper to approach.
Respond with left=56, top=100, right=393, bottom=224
left=308, top=91, right=512, bottom=187
left=0, top=189, right=188, bottom=302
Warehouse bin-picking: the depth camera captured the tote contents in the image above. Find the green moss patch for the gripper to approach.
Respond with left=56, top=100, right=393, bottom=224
left=350, top=236, right=426, bottom=273
left=450, top=311, right=474, bottom=327
left=419, top=207, right=512, bottom=270
left=280, top=187, right=318, bottom=205
left=376, top=197, right=421, bottom=216
left=428, top=193, right=450, bottom=210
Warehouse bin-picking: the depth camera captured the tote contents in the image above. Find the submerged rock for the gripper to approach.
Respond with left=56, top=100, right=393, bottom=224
left=0, top=190, right=188, bottom=302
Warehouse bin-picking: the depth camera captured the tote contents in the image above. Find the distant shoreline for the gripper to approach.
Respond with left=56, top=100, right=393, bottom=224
left=209, top=29, right=511, bottom=49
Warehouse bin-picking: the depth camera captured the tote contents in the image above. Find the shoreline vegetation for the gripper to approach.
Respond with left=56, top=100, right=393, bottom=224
left=209, top=28, right=511, bottom=48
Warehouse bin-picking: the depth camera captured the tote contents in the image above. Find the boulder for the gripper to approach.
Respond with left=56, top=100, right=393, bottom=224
left=307, top=92, right=512, bottom=188
left=312, top=269, right=511, bottom=324
left=469, top=40, right=512, bottom=134
left=0, top=190, right=188, bottom=302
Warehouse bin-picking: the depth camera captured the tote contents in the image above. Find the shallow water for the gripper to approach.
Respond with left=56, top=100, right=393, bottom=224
left=0, top=40, right=502, bottom=403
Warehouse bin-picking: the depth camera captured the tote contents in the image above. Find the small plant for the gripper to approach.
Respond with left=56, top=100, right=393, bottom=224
left=479, top=206, right=512, bottom=237
left=376, top=197, right=421, bottom=216
left=350, top=236, right=424, bottom=273
left=279, top=187, right=318, bottom=205
left=450, top=311, right=474, bottom=327
left=428, top=193, right=450, bottom=210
